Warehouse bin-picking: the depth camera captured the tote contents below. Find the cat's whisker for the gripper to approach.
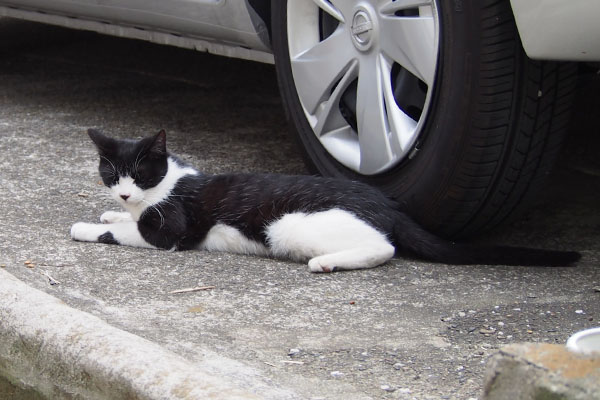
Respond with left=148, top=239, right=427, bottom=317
left=99, top=155, right=117, bottom=176
left=133, top=150, right=147, bottom=176
left=142, top=199, right=165, bottom=228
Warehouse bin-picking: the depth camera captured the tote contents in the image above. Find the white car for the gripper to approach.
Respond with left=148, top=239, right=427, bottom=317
left=1, top=0, right=598, bottom=237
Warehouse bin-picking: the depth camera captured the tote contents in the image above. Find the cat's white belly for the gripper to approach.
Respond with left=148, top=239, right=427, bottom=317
left=198, top=209, right=395, bottom=272
left=266, top=209, right=394, bottom=268
left=199, top=223, right=270, bottom=256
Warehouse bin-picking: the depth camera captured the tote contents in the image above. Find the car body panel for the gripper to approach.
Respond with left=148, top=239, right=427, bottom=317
left=510, top=0, right=600, bottom=61
left=0, top=0, right=274, bottom=63
left=1, top=0, right=599, bottom=63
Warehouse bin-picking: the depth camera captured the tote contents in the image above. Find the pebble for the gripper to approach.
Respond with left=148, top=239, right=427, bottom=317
left=288, top=348, right=301, bottom=356
left=330, top=371, right=344, bottom=378
left=380, top=385, right=395, bottom=392
left=393, top=362, right=404, bottom=370
left=575, top=309, right=584, bottom=314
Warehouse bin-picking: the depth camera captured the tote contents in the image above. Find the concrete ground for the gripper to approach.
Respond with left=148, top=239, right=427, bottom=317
left=0, top=18, right=599, bottom=399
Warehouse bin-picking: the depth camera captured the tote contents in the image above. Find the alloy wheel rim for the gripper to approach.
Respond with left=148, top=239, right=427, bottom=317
left=287, top=0, right=440, bottom=175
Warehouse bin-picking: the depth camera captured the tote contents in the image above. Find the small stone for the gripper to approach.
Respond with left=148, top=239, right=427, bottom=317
left=380, top=384, right=395, bottom=392
left=288, top=348, right=301, bottom=356
left=593, top=286, right=600, bottom=293
left=575, top=309, right=584, bottom=314
left=458, top=311, right=466, bottom=317
left=393, top=362, right=404, bottom=370
left=330, top=371, right=344, bottom=378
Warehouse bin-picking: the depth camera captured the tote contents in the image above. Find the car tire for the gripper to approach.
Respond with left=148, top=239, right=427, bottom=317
left=272, top=0, right=577, bottom=238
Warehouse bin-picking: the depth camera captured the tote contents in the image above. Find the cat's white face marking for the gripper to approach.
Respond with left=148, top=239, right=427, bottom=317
left=110, top=176, right=144, bottom=207
left=112, top=157, right=197, bottom=221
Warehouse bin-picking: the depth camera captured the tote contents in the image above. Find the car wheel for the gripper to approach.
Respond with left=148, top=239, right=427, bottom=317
left=271, top=0, right=577, bottom=238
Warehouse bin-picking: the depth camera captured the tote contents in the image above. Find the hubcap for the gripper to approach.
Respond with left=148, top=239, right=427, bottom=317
left=351, top=9, right=375, bottom=50
left=287, top=0, right=440, bottom=175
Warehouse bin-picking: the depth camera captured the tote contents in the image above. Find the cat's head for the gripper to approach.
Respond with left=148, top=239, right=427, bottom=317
left=87, top=129, right=169, bottom=208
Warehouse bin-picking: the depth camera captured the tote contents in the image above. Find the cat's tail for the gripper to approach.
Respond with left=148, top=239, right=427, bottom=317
left=392, top=214, right=581, bottom=267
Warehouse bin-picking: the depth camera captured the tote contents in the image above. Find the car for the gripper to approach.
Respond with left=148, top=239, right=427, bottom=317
left=1, top=0, right=598, bottom=238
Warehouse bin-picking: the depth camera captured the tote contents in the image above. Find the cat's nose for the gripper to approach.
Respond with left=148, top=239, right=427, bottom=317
left=120, top=194, right=130, bottom=201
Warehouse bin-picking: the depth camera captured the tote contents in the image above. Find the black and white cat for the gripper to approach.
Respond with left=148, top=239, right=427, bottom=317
left=71, top=129, right=580, bottom=272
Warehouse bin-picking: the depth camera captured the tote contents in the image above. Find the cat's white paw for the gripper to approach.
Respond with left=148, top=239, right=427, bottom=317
left=100, top=211, right=132, bottom=224
left=71, top=222, right=107, bottom=242
left=308, top=257, right=337, bottom=273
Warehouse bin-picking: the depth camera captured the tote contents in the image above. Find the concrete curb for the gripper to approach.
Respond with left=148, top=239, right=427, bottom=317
left=483, top=343, right=600, bottom=400
left=0, top=269, right=276, bottom=400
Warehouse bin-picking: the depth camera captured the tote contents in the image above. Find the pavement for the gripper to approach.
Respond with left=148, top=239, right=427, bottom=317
left=0, top=17, right=599, bottom=399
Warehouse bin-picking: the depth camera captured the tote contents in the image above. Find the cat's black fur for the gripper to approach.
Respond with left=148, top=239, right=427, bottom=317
left=86, top=129, right=581, bottom=267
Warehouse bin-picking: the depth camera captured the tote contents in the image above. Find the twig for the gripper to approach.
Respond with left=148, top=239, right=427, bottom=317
left=168, top=286, right=215, bottom=294
left=39, top=264, right=73, bottom=268
left=280, top=360, right=304, bottom=365
left=41, top=270, right=61, bottom=285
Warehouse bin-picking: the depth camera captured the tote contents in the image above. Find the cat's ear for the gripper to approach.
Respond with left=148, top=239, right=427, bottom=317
left=87, top=129, right=117, bottom=155
left=148, top=129, right=167, bottom=156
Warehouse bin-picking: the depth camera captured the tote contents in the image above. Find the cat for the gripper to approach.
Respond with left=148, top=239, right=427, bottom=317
left=70, top=129, right=581, bottom=272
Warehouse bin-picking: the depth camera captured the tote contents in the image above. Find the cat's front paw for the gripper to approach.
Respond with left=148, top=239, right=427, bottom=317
left=100, top=211, right=132, bottom=224
left=71, top=222, right=101, bottom=242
